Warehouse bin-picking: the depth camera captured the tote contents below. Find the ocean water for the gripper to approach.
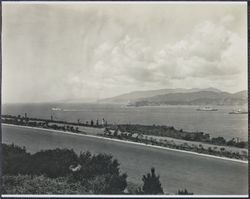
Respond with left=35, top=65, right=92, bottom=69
left=2, top=103, right=248, bottom=141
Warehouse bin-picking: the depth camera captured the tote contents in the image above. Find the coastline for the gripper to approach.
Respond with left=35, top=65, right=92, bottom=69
left=2, top=123, right=248, bottom=164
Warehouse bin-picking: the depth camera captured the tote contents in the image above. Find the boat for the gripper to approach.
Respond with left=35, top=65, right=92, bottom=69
left=229, top=109, right=248, bottom=114
left=51, top=107, right=62, bottom=111
left=126, top=101, right=135, bottom=107
left=196, top=106, right=218, bottom=111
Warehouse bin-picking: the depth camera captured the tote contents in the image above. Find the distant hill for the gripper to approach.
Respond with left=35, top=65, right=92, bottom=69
left=99, top=87, right=222, bottom=104
left=231, top=90, right=248, bottom=98
left=132, top=90, right=248, bottom=106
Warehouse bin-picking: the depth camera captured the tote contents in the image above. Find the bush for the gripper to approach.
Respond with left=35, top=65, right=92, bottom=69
left=2, top=175, right=87, bottom=194
left=87, top=173, right=127, bottom=194
left=211, top=137, right=226, bottom=145
left=2, top=143, right=128, bottom=194
left=137, top=168, right=164, bottom=194
left=126, top=182, right=141, bottom=194
left=71, top=151, right=127, bottom=194
left=73, top=152, right=121, bottom=181
left=30, top=148, right=79, bottom=178
left=177, top=188, right=193, bottom=195
left=2, top=143, right=32, bottom=175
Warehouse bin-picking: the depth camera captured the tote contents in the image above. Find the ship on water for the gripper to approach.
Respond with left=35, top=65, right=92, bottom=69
left=196, top=106, right=218, bottom=111
left=51, top=107, right=62, bottom=111
left=229, top=109, right=248, bottom=114
left=126, top=100, right=135, bottom=107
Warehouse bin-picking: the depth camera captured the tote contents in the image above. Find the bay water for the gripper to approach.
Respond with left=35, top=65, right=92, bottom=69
left=2, top=103, right=248, bottom=141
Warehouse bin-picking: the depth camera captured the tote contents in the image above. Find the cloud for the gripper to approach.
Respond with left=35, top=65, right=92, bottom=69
left=87, top=16, right=246, bottom=88
left=2, top=3, right=247, bottom=102
left=67, top=14, right=246, bottom=101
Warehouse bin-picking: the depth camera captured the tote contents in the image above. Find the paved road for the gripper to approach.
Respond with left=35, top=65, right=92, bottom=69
left=2, top=125, right=248, bottom=195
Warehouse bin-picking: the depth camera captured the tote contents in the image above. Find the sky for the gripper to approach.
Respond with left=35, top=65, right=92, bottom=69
left=2, top=2, right=248, bottom=103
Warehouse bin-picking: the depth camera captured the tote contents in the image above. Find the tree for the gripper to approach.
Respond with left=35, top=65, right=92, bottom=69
left=30, top=148, right=79, bottom=178
left=90, top=120, right=94, bottom=126
left=76, top=153, right=121, bottom=180
left=235, top=141, right=248, bottom=149
left=138, top=168, right=164, bottom=194
left=114, top=129, right=118, bottom=137
left=227, top=138, right=236, bottom=146
left=24, top=113, right=29, bottom=123
left=177, top=188, right=193, bottom=195
left=2, top=144, right=31, bottom=175
left=211, top=137, right=226, bottom=145
left=72, top=152, right=127, bottom=194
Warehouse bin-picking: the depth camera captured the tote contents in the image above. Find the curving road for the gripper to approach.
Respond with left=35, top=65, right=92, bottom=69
left=2, top=125, right=248, bottom=195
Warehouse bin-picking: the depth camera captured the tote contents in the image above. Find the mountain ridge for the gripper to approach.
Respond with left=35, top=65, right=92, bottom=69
left=133, top=90, right=248, bottom=106
left=99, top=87, right=224, bottom=104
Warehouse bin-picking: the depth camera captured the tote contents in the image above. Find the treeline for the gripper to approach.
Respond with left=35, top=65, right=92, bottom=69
left=1, top=114, right=107, bottom=129
left=113, top=124, right=248, bottom=149
left=1, top=115, right=82, bottom=134
left=2, top=143, right=192, bottom=195
left=102, top=128, right=247, bottom=161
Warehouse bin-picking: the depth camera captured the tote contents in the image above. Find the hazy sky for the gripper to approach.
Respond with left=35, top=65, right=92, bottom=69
left=2, top=2, right=247, bottom=103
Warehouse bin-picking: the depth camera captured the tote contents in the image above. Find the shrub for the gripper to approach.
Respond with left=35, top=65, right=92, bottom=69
left=177, top=188, right=193, bottom=195
left=72, top=151, right=127, bottom=194
left=126, top=182, right=141, bottom=194
left=2, top=144, right=32, bottom=175
left=137, top=168, right=164, bottom=194
left=74, top=152, right=121, bottom=181
left=30, top=148, right=78, bottom=178
left=2, top=175, right=87, bottom=194
left=87, top=173, right=127, bottom=194
left=2, top=144, right=128, bottom=194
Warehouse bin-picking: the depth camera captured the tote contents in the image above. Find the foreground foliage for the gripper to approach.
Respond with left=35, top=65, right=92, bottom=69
left=177, top=189, right=194, bottom=195
left=2, top=175, right=86, bottom=194
left=136, top=168, right=164, bottom=194
left=2, top=143, right=127, bottom=194
left=2, top=143, right=193, bottom=195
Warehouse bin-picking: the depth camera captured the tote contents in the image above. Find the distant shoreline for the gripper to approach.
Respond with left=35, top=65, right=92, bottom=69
left=125, top=104, right=248, bottom=109
left=2, top=123, right=248, bottom=164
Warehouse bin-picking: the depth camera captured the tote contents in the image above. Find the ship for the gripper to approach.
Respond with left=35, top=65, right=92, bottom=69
left=51, top=107, right=62, bottom=111
left=126, top=100, right=135, bottom=107
left=229, top=109, right=248, bottom=114
left=196, top=106, right=218, bottom=111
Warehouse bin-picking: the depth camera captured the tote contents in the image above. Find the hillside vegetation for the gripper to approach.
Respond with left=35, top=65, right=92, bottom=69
left=133, top=91, right=247, bottom=106
left=99, top=87, right=223, bottom=104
